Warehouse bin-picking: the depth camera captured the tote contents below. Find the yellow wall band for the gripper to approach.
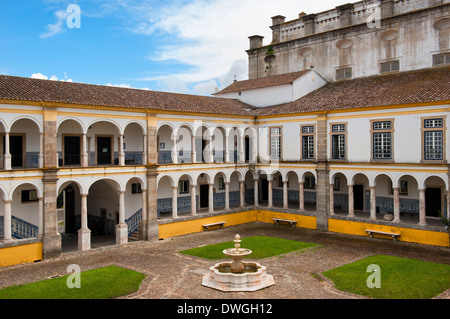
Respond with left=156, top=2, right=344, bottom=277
left=0, top=242, right=43, bottom=268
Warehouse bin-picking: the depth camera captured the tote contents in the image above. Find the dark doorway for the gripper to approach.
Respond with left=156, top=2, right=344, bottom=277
left=64, top=136, right=81, bottom=166
left=261, top=178, right=268, bottom=202
left=426, top=188, right=441, bottom=217
left=354, top=185, right=364, bottom=211
left=64, top=186, right=77, bottom=234
left=97, top=136, right=112, bottom=165
left=200, top=184, right=209, bottom=208
left=202, top=139, right=207, bottom=162
left=4, top=135, right=24, bottom=168
left=245, top=137, right=250, bottom=162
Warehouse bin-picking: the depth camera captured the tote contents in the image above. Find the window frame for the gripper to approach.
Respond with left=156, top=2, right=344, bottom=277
left=380, top=59, right=400, bottom=74
left=300, top=124, right=316, bottom=161
left=329, top=123, right=347, bottom=161
left=269, top=126, right=282, bottom=160
left=370, top=119, right=395, bottom=163
left=178, top=180, right=190, bottom=194
left=421, top=116, right=447, bottom=164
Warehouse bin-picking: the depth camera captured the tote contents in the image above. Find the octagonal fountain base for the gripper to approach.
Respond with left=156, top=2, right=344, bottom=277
left=202, top=261, right=275, bottom=292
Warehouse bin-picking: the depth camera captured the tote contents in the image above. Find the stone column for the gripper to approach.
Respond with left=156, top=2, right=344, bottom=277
left=81, top=133, right=88, bottom=167
left=38, top=197, right=44, bottom=238
left=4, top=132, right=11, bottom=170
left=316, top=163, right=330, bottom=231
left=267, top=179, right=273, bottom=208
left=119, top=134, right=125, bottom=166
left=238, top=136, right=245, bottom=163
left=299, top=182, right=304, bottom=210
left=39, top=133, right=44, bottom=169
left=140, top=188, right=147, bottom=240
left=329, top=184, right=335, bottom=215
left=225, top=182, right=230, bottom=211
left=348, top=184, right=354, bottom=218
left=208, top=183, right=214, bottom=213
left=419, top=188, right=427, bottom=226
left=370, top=186, right=377, bottom=220
left=239, top=181, right=245, bottom=208
left=142, top=135, right=147, bottom=166
left=283, top=181, right=288, bottom=209
left=191, top=134, right=196, bottom=163
left=393, top=187, right=400, bottom=223
left=3, top=200, right=12, bottom=242
left=145, top=166, right=159, bottom=240
left=253, top=179, right=259, bottom=207
left=447, top=190, right=450, bottom=220
left=172, top=186, right=178, bottom=218
left=116, top=190, right=128, bottom=246
left=171, top=134, right=178, bottom=164
left=42, top=169, right=61, bottom=259
left=225, top=134, right=230, bottom=163
left=191, top=184, right=197, bottom=215
left=78, top=194, right=91, bottom=251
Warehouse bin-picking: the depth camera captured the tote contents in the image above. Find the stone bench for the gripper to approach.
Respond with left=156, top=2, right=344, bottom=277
left=365, top=229, right=400, bottom=241
left=202, top=222, right=226, bottom=231
left=273, top=218, right=297, bottom=227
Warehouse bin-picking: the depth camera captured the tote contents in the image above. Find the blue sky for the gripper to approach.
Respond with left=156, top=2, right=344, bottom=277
left=0, top=0, right=350, bottom=95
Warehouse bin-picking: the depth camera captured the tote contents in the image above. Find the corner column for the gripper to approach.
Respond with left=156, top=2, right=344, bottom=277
left=78, top=194, right=91, bottom=251
left=419, top=188, right=427, bottom=226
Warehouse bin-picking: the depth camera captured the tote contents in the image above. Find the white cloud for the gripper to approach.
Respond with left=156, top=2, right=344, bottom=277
left=129, top=0, right=350, bottom=94
left=30, top=73, right=72, bottom=82
left=40, top=9, right=70, bottom=39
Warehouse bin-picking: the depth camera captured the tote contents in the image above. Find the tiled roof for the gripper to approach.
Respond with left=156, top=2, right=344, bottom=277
left=253, top=66, right=450, bottom=116
left=0, top=75, right=256, bottom=116
left=214, top=70, right=311, bottom=94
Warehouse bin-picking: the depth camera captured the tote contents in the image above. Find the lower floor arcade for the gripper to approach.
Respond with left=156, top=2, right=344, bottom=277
left=0, top=165, right=449, bottom=257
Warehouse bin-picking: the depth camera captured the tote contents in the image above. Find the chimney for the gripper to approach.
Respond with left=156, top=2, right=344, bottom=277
left=302, top=14, right=317, bottom=36
left=270, top=15, right=286, bottom=43
left=337, top=3, right=353, bottom=27
left=248, top=35, right=264, bottom=50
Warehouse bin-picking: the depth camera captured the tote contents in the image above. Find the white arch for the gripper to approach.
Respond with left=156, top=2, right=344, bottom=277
left=57, top=178, right=86, bottom=195
left=124, top=120, right=146, bottom=134
left=87, top=118, right=122, bottom=134
left=349, top=171, right=371, bottom=186
left=10, top=181, right=43, bottom=201
left=157, top=174, right=176, bottom=187
left=421, top=174, right=448, bottom=190
left=57, top=117, right=86, bottom=133
left=125, top=175, right=147, bottom=190
left=87, top=177, right=124, bottom=193
left=393, top=173, right=420, bottom=189
left=9, top=115, right=43, bottom=133
left=330, top=171, right=351, bottom=184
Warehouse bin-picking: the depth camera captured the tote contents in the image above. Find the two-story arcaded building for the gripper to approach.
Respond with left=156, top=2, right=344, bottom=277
left=0, top=0, right=449, bottom=267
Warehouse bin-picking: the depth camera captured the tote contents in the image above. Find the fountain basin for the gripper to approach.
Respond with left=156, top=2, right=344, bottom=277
left=202, top=261, right=275, bottom=292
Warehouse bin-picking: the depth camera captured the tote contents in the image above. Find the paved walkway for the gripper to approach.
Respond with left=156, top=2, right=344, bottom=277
left=0, top=222, right=449, bottom=300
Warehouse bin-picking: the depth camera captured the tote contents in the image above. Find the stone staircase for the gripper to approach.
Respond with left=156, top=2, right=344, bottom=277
left=128, top=230, right=141, bottom=242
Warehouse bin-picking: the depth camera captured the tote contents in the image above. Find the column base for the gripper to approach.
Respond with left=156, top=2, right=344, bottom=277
left=116, top=223, right=128, bottom=246
left=78, top=228, right=91, bottom=251
left=42, top=234, right=61, bottom=260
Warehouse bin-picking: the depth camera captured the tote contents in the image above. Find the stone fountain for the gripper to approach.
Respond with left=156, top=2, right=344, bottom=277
left=202, top=234, right=275, bottom=292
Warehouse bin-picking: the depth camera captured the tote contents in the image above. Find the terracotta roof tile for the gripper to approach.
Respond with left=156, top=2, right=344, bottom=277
left=253, top=66, right=450, bottom=116
left=0, top=75, right=256, bottom=116
left=214, top=70, right=311, bottom=94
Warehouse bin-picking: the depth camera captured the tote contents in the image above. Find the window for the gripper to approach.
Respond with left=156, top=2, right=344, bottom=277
left=131, top=183, right=142, bottom=194
left=301, top=125, right=315, bottom=160
left=372, top=120, right=393, bottom=160
left=333, top=177, right=341, bottom=191
left=433, top=53, right=450, bottom=66
left=178, top=180, right=189, bottom=194
left=423, top=118, right=444, bottom=161
left=336, top=67, right=352, bottom=80
left=270, top=127, right=281, bottom=160
left=21, top=190, right=38, bottom=203
left=380, top=60, right=400, bottom=73
left=304, top=176, right=315, bottom=189
left=218, top=177, right=225, bottom=190
left=331, top=124, right=346, bottom=160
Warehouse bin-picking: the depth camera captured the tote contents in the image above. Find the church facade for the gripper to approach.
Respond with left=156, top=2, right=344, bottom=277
left=0, top=0, right=449, bottom=267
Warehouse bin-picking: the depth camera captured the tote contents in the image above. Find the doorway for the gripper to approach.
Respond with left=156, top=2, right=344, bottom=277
left=3, top=135, right=24, bottom=168
left=426, top=188, right=441, bottom=217
left=261, top=179, right=268, bottom=202
left=245, top=137, right=250, bottom=162
left=64, top=136, right=81, bottom=166
left=354, top=185, right=364, bottom=211
left=97, top=136, right=112, bottom=165
left=200, top=184, right=209, bottom=209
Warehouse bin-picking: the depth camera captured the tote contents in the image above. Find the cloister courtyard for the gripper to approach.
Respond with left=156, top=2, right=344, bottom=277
left=0, top=222, right=448, bottom=301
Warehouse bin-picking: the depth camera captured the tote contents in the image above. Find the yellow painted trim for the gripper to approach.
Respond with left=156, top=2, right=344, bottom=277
left=328, top=219, right=449, bottom=247
left=0, top=242, right=43, bottom=267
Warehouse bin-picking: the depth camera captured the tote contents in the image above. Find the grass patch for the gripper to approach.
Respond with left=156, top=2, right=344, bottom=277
left=323, top=255, right=450, bottom=299
left=180, top=236, right=319, bottom=260
left=0, top=265, right=146, bottom=299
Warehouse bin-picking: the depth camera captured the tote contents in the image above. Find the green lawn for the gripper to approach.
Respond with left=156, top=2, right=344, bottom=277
left=180, top=236, right=319, bottom=260
left=323, top=255, right=450, bottom=299
left=0, top=265, right=146, bottom=299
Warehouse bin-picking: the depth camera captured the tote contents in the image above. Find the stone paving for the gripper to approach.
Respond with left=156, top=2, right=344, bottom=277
left=0, top=222, right=449, bottom=300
